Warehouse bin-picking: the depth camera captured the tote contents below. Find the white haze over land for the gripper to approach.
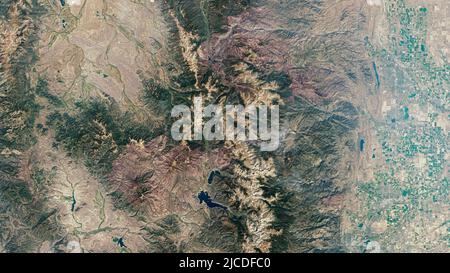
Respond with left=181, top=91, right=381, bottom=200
left=66, top=0, right=82, bottom=6
left=367, top=0, right=382, bottom=6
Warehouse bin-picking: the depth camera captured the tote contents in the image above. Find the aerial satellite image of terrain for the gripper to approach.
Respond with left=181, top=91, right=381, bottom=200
left=0, top=0, right=448, bottom=253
